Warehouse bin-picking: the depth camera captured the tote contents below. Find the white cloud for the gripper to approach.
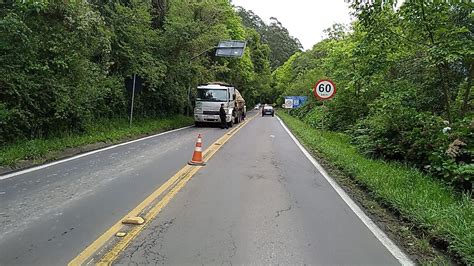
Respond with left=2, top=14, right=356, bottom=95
left=232, top=0, right=354, bottom=50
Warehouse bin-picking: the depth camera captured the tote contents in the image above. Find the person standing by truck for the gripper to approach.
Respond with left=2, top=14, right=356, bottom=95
left=219, top=104, right=228, bottom=129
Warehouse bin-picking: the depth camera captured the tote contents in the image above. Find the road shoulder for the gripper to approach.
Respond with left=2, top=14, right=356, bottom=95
left=0, top=125, right=193, bottom=179
left=277, top=112, right=456, bottom=265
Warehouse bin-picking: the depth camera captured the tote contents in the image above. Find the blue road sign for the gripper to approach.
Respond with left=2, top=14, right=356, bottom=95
left=284, top=96, right=307, bottom=109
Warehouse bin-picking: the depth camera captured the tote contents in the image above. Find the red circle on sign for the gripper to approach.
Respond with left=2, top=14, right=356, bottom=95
left=313, top=79, right=337, bottom=100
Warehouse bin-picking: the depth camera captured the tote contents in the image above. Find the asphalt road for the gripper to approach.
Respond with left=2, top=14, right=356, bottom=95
left=0, top=124, right=230, bottom=265
left=112, top=115, right=406, bottom=265
left=0, top=114, right=409, bottom=265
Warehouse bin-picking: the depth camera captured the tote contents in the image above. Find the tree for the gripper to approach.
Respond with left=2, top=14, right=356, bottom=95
left=235, top=7, right=302, bottom=69
left=0, top=0, right=274, bottom=144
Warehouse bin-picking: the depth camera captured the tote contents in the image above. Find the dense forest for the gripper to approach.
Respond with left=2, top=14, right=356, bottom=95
left=1, top=0, right=298, bottom=145
left=274, top=1, right=473, bottom=191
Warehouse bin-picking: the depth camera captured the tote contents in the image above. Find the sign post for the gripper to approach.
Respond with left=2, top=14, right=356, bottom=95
left=313, top=79, right=337, bottom=129
left=125, top=74, right=143, bottom=127
left=130, top=74, right=136, bottom=127
left=321, top=101, right=326, bottom=129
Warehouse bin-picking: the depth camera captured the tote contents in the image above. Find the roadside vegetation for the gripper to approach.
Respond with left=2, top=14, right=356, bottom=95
left=0, top=1, right=300, bottom=165
left=271, top=1, right=473, bottom=193
left=0, top=115, right=192, bottom=167
left=278, top=111, right=473, bottom=264
left=266, top=1, right=472, bottom=263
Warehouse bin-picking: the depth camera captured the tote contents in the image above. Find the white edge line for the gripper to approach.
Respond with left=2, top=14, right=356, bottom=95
left=0, top=126, right=193, bottom=180
left=276, top=116, right=414, bottom=266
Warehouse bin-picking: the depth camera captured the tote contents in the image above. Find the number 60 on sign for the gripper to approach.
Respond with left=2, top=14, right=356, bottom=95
left=313, top=79, right=336, bottom=100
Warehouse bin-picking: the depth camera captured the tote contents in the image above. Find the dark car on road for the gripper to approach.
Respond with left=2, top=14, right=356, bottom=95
left=262, top=105, right=274, bottom=117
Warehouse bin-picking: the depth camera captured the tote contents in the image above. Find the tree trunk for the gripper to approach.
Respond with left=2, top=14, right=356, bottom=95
left=461, top=61, right=473, bottom=117
left=352, top=62, right=360, bottom=97
left=420, top=0, right=452, bottom=122
left=437, top=65, right=452, bottom=122
left=151, top=0, right=168, bottom=29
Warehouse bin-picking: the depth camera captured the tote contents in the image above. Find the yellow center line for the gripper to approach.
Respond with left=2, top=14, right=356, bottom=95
left=68, top=113, right=257, bottom=266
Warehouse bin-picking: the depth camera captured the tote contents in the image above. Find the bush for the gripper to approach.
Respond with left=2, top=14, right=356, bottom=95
left=350, top=92, right=473, bottom=192
left=352, top=109, right=444, bottom=163
left=301, top=106, right=325, bottom=129
left=428, top=117, right=473, bottom=191
left=288, top=100, right=315, bottom=119
left=324, top=89, right=370, bottom=131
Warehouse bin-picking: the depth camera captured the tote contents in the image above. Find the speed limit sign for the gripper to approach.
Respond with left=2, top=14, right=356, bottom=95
left=313, top=79, right=336, bottom=100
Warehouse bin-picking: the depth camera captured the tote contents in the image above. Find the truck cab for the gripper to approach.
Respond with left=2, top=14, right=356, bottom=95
left=193, top=82, right=245, bottom=127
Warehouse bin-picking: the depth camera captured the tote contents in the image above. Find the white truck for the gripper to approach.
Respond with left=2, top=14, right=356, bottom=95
left=193, top=82, right=246, bottom=127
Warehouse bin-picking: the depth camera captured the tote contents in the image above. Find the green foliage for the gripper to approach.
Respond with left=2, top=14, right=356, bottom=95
left=427, top=117, right=474, bottom=190
left=278, top=111, right=474, bottom=265
left=0, top=0, right=274, bottom=147
left=1, top=2, right=118, bottom=143
left=235, top=7, right=302, bottom=70
left=273, top=1, right=473, bottom=192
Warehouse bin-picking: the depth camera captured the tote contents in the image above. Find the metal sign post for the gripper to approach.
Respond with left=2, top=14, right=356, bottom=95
left=313, top=79, right=337, bottom=129
left=130, top=74, right=136, bottom=127
left=321, top=101, right=325, bottom=129
left=124, top=74, right=143, bottom=127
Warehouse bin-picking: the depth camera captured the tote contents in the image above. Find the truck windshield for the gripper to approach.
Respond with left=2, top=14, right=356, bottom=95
left=196, top=89, right=228, bottom=102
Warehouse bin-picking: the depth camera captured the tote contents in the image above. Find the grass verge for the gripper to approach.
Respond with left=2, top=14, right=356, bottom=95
left=0, top=115, right=193, bottom=167
left=277, top=110, right=473, bottom=265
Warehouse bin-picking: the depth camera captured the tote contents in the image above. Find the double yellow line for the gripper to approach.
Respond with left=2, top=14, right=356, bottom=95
left=69, top=114, right=257, bottom=265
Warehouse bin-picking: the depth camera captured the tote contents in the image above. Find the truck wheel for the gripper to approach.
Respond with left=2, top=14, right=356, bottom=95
left=195, top=122, right=201, bottom=127
left=228, top=119, right=234, bottom=128
left=272, top=113, right=274, bottom=117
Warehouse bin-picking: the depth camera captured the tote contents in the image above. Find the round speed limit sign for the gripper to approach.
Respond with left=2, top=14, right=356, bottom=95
left=313, top=79, right=336, bottom=100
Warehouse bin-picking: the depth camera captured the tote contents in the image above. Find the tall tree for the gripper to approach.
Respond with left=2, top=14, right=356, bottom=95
left=235, top=7, right=302, bottom=69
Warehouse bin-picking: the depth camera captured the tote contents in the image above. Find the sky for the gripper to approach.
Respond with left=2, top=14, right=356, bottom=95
left=231, top=0, right=354, bottom=50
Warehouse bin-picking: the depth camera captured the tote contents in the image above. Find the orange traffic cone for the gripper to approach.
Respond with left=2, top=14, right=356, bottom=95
left=188, top=134, right=205, bottom=166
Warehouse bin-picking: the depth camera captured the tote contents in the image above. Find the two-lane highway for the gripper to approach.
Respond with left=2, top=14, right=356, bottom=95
left=111, top=115, right=410, bottom=265
left=0, top=114, right=411, bottom=265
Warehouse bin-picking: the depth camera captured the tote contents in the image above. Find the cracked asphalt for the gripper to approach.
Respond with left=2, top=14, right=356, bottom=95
left=115, top=116, right=401, bottom=265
